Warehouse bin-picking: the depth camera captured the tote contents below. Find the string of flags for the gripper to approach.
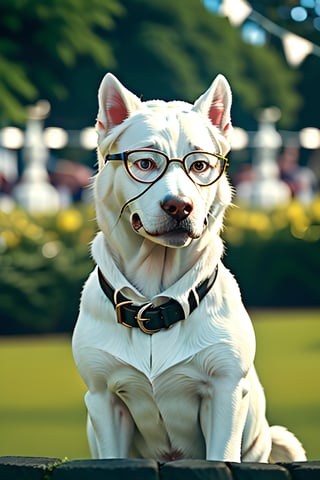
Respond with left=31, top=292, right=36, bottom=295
left=218, top=0, right=320, bottom=67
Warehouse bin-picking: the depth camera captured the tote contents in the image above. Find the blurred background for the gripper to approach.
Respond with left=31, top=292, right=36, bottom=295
left=0, top=0, right=319, bottom=461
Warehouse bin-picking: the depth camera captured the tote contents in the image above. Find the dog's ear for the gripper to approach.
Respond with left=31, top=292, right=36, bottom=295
left=192, top=75, right=232, bottom=139
left=96, top=73, right=142, bottom=133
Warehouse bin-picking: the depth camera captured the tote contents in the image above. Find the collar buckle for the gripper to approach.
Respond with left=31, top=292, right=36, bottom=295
left=114, top=290, right=134, bottom=327
left=114, top=291, right=161, bottom=334
left=135, top=303, right=161, bottom=335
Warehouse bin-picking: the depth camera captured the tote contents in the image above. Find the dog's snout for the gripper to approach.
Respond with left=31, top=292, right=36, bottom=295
left=161, top=195, right=194, bottom=221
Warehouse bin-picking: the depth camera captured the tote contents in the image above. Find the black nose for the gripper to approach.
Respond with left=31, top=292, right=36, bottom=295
left=161, top=195, right=194, bottom=221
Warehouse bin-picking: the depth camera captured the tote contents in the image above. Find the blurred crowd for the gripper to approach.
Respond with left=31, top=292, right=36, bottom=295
left=233, top=146, right=319, bottom=206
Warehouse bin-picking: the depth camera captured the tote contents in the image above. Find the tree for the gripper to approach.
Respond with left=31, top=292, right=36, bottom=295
left=248, top=0, right=320, bottom=129
left=104, top=0, right=301, bottom=129
left=0, top=0, right=304, bottom=130
left=0, top=0, right=123, bottom=124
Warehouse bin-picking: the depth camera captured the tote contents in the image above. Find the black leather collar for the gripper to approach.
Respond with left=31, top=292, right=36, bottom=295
left=97, top=265, right=218, bottom=334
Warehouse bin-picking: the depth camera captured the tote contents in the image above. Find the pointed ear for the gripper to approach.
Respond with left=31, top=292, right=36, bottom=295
left=96, top=73, right=142, bottom=133
left=192, top=74, right=232, bottom=138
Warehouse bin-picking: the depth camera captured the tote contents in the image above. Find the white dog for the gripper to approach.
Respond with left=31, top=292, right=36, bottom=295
left=72, top=73, right=306, bottom=463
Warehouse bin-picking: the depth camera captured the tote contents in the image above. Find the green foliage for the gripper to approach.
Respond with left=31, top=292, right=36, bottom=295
left=0, top=0, right=123, bottom=124
left=0, top=206, right=96, bottom=334
left=223, top=198, right=320, bottom=307
left=225, top=197, right=320, bottom=243
left=235, top=42, right=301, bottom=126
left=108, top=0, right=300, bottom=128
left=0, top=0, right=304, bottom=129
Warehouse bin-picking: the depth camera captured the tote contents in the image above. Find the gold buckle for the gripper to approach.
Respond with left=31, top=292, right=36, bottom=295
left=114, top=291, right=161, bottom=334
left=114, top=290, right=134, bottom=327
left=136, top=303, right=161, bottom=335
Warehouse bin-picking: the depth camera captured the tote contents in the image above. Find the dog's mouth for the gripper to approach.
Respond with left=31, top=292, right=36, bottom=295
left=131, top=213, right=145, bottom=232
left=131, top=213, right=200, bottom=247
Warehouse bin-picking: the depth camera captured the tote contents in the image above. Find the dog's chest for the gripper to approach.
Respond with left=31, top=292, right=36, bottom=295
left=108, top=353, right=215, bottom=459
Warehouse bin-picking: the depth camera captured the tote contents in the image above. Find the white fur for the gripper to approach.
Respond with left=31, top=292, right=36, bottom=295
left=72, top=73, right=306, bottom=462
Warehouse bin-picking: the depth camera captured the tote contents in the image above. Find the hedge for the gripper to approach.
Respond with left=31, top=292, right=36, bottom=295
left=223, top=199, right=320, bottom=308
left=0, top=199, right=319, bottom=334
left=0, top=206, right=95, bottom=335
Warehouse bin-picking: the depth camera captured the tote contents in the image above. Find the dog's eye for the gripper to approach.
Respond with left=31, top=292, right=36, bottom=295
left=190, top=161, right=209, bottom=173
left=135, top=158, right=155, bottom=171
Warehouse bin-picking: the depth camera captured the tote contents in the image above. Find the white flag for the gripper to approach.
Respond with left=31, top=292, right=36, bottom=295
left=282, top=32, right=313, bottom=67
left=221, top=0, right=252, bottom=27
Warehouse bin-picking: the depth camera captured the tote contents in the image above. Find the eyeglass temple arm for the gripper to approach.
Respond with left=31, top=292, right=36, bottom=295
left=105, top=152, right=126, bottom=163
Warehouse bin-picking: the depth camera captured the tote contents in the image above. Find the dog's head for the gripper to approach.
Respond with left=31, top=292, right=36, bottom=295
left=94, top=73, right=233, bottom=251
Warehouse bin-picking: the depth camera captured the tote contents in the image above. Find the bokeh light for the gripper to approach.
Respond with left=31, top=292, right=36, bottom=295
left=291, top=6, right=308, bottom=22
left=242, top=21, right=266, bottom=46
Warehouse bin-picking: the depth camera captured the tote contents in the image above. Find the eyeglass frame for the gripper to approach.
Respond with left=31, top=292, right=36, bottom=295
left=104, top=148, right=229, bottom=186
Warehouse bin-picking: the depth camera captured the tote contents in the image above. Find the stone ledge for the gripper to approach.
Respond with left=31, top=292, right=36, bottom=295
left=51, top=458, right=158, bottom=480
left=0, top=456, right=62, bottom=480
left=1, top=456, right=320, bottom=480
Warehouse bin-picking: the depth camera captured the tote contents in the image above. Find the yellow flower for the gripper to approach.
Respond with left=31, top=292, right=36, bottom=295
left=247, top=212, right=271, bottom=233
left=56, top=209, right=83, bottom=232
left=1, top=230, right=20, bottom=248
left=287, top=200, right=305, bottom=222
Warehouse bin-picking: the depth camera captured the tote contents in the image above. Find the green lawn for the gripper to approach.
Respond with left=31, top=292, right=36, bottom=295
left=0, top=334, right=90, bottom=459
left=0, top=310, right=319, bottom=460
left=252, top=310, right=320, bottom=461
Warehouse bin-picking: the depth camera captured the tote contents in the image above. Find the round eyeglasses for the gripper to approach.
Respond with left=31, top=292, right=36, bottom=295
left=105, top=149, right=229, bottom=186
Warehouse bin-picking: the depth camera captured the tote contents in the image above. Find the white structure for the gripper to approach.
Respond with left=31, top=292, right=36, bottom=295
left=236, top=107, right=291, bottom=208
left=13, top=101, right=60, bottom=214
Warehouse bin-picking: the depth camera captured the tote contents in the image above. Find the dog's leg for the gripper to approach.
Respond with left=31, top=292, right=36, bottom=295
left=200, top=376, right=250, bottom=462
left=85, top=389, right=134, bottom=458
left=87, top=414, right=99, bottom=457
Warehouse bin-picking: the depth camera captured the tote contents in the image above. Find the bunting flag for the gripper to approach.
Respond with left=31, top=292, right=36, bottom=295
left=220, top=0, right=320, bottom=67
left=221, top=0, right=252, bottom=27
left=282, top=32, right=314, bottom=67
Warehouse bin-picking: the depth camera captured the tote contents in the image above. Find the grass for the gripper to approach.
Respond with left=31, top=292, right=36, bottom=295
left=0, top=310, right=319, bottom=460
left=0, top=335, right=90, bottom=459
left=252, top=309, right=320, bottom=461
